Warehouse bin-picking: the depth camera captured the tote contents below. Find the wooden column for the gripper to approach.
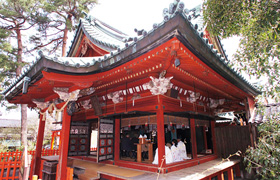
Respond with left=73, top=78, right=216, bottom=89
left=56, top=107, right=71, bottom=180
left=228, top=168, right=234, bottom=180
left=211, top=120, right=217, bottom=155
left=33, top=114, right=46, bottom=177
left=114, top=118, right=120, bottom=161
left=156, top=96, right=166, bottom=171
left=218, top=172, right=224, bottom=180
left=190, top=118, right=197, bottom=158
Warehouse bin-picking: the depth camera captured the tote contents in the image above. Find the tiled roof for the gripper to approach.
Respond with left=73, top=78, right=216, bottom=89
left=185, top=4, right=205, bottom=32
left=81, top=18, right=127, bottom=49
left=67, top=16, right=129, bottom=56
left=2, top=1, right=260, bottom=97
left=49, top=56, right=101, bottom=68
left=184, top=4, right=230, bottom=62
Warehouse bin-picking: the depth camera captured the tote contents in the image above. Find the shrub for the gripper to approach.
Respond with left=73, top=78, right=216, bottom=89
left=244, top=117, right=280, bottom=179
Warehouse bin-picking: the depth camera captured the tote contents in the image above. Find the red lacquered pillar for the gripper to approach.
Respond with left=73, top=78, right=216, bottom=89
left=190, top=118, right=197, bottom=159
left=33, top=113, right=46, bottom=177
left=56, top=107, right=71, bottom=180
left=156, top=96, right=166, bottom=172
left=114, top=118, right=120, bottom=161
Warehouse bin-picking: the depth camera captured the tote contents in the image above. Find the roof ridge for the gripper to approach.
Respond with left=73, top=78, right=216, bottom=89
left=2, top=1, right=261, bottom=98
left=81, top=17, right=128, bottom=42
left=94, top=17, right=128, bottom=37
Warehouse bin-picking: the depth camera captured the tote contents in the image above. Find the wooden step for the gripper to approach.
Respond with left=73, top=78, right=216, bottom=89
left=78, top=172, right=99, bottom=180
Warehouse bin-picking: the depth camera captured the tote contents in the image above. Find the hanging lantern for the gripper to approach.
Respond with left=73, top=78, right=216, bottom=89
left=22, top=76, right=31, bottom=94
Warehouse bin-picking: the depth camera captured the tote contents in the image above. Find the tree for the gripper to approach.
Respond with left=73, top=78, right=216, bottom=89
left=29, top=0, right=97, bottom=56
left=203, top=1, right=280, bottom=179
left=0, top=29, right=18, bottom=89
left=244, top=117, right=280, bottom=179
left=203, top=0, right=280, bottom=101
left=0, top=0, right=46, bottom=148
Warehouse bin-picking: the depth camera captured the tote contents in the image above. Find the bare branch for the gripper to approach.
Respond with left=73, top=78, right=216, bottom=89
left=50, top=26, right=64, bottom=31
left=20, top=23, right=36, bottom=31
left=43, top=30, right=63, bottom=37
left=26, top=37, right=63, bottom=53
left=50, top=40, right=63, bottom=54
left=55, top=11, right=66, bottom=19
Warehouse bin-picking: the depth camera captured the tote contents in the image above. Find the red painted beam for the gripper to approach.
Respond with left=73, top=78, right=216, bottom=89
left=42, top=71, right=98, bottom=83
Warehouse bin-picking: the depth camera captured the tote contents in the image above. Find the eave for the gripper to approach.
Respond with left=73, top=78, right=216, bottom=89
left=3, top=12, right=261, bottom=106
left=171, top=14, right=260, bottom=97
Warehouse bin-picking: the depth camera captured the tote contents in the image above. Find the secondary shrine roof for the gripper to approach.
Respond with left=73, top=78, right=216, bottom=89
left=67, top=16, right=129, bottom=56
left=2, top=1, right=261, bottom=105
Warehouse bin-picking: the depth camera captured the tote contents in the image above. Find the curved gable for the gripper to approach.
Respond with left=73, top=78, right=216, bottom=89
left=68, top=17, right=128, bottom=58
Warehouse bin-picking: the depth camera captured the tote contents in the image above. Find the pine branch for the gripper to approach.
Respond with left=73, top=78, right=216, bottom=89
left=26, top=37, right=63, bottom=53
left=0, top=15, right=15, bottom=23
left=20, top=23, right=36, bottom=31
left=50, top=40, right=63, bottom=54
left=55, top=11, right=66, bottom=19
left=50, top=26, right=64, bottom=31
left=43, top=30, right=64, bottom=37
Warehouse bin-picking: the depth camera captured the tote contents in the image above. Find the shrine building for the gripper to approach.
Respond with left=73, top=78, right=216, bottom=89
left=2, top=1, right=260, bottom=180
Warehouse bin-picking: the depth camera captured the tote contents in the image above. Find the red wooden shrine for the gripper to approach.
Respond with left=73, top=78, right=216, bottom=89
left=3, top=2, right=260, bottom=179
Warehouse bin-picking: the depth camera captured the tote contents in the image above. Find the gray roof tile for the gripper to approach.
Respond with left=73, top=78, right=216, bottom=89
left=48, top=56, right=101, bottom=68
left=80, top=18, right=127, bottom=50
left=2, top=2, right=260, bottom=97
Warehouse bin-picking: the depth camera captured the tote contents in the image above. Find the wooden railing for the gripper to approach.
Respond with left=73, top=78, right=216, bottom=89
left=0, top=149, right=59, bottom=180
